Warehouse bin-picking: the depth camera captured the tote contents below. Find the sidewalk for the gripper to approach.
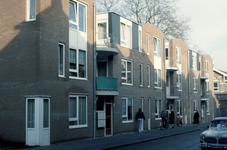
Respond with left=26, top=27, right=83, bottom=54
left=1, top=123, right=209, bottom=150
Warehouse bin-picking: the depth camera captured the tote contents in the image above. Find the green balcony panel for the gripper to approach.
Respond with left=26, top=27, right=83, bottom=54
left=96, top=77, right=118, bottom=91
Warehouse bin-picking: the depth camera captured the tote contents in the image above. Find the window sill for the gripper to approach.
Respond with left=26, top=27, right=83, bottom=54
left=155, top=118, right=161, bottom=121
left=69, top=125, right=89, bottom=129
left=25, top=19, right=36, bottom=22
left=155, top=87, right=162, bottom=89
left=58, top=75, right=66, bottom=78
left=69, top=76, right=88, bottom=81
left=121, top=83, right=133, bottom=86
left=122, top=121, right=133, bottom=124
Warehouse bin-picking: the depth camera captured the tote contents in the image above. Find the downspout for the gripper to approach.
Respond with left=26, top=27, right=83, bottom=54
left=93, top=2, right=96, bottom=139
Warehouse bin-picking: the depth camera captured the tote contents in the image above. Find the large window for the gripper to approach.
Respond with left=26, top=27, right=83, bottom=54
left=155, top=99, right=162, bottom=119
left=120, top=23, right=131, bottom=48
left=177, top=73, right=182, bottom=91
left=154, top=37, right=161, bottom=57
left=27, top=0, right=36, bottom=21
left=121, top=59, right=133, bottom=85
left=147, top=65, right=150, bottom=87
left=147, top=33, right=149, bottom=54
left=58, top=43, right=65, bottom=77
left=69, top=49, right=87, bottom=79
left=177, top=100, right=183, bottom=117
left=122, top=97, right=133, bottom=122
left=69, top=1, right=86, bottom=32
left=193, top=77, right=197, bottom=93
left=69, top=95, right=87, bottom=128
left=98, top=22, right=107, bottom=39
left=140, top=63, right=143, bottom=86
left=154, top=69, right=161, bottom=88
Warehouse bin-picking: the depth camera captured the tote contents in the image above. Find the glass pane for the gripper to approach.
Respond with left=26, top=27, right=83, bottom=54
left=126, top=25, right=131, bottom=48
left=127, top=62, right=132, bottom=83
left=69, top=2, right=77, bottom=23
left=43, top=99, right=49, bottom=128
left=59, top=44, right=64, bottom=76
left=69, top=97, right=77, bottom=118
left=158, top=70, right=161, bottom=87
left=122, top=99, right=126, bottom=116
left=79, top=4, right=86, bottom=32
left=69, top=121, right=77, bottom=126
left=79, top=97, right=86, bottom=125
left=154, top=38, right=157, bottom=55
left=121, top=23, right=125, bottom=41
left=27, top=99, right=35, bottom=128
left=165, top=48, right=168, bottom=59
left=79, top=50, right=86, bottom=78
left=121, top=61, right=126, bottom=78
left=147, top=66, right=150, bottom=86
left=140, top=64, right=142, bottom=85
left=98, top=62, right=107, bottom=77
left=128, top=98, right=132, bottom=120
left=157, top=39, right=161, bottom=57
left=98, top=23, right=107, bottom=39
left=70, top=49, right=77, bottom=70
left=30, top=0, right=36, bottom=20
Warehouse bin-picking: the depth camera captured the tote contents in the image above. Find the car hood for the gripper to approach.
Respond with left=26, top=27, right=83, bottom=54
left=205, top=128, right=227, bottom=138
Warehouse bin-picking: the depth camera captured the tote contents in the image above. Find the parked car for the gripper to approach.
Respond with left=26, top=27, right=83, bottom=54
left=200, top=117, right=227, bottom=149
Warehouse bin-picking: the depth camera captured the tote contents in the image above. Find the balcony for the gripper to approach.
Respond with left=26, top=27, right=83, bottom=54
left=166, top=86, right=179, bottom=99
left=96, top=33, right=118, bottom=57
left=165, top=57, right=178, bottom=71
left=96, top=77, right=119, bottom=96
left=201, top=91, right=210, bottom=101
left=200, top=69, right=209, bottom=79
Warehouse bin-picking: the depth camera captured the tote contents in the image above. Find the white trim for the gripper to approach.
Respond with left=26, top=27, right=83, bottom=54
left=140, top=63, right=143, bottom=87
left=146, top=33, right=149, bottom=54
left=58, top=43, right=65, bottom=78
left=26, top=0, right=36, bottom=21
left=121, top=59, right=133, bottom=85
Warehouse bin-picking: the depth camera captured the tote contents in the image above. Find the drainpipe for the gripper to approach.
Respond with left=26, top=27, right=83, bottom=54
left=93, top=2, right=96, bottom=139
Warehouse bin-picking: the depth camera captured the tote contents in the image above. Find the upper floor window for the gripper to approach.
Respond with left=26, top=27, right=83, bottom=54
left=69, top=1, right=86, bottom=32
left=58, top=43, right=65, bottom=77
left=140, top=63, right=143, bottom=87
left=69, top=49, right=87, bottom=79
left=98, top=22, right=107, bottom=39
left=27, top=0, right=36, bottom=21
left=154, top=37, right=161, bottom=57
left=120, top=23, right=131, bottom=48
left=122, top=97, right=133, bottom=122
left=155, top=99, right=162, bottom=119
left=214, top=81, right=220, bottom=91
left=193, top=77, right=197, bottom=93
left=165, top=48, right=169, bottom=60
left=139, top=30, right=142, bottom=52
left=177, top=100, right=183, bottom=117
left=121, top=59, right=133, bottom=85
left=147, top=65, right=150, bottom=87
left=177, top=73, right=182, bottom=91
left=154, top=69, right=161, bottom=88
left=176, top=47, right=181, bottom=64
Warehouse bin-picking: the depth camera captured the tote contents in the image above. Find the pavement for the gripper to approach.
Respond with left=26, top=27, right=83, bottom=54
left=0, top=123, right=209, bottom=150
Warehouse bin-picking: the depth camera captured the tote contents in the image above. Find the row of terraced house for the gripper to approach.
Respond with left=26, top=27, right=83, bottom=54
left=0, top=0, right=217, bottom=146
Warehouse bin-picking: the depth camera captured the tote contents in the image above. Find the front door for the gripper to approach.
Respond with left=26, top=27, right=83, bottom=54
left=105, top=103, right=111, bottom=136
left=26, top=98, right=50, bottom=146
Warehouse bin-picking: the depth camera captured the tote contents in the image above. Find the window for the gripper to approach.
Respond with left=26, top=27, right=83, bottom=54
left=193, top=77, right=197, bottom=93
left=177, top=100, right=183, bottom=117
left=120, top=23, right=131, bottom=48
left=58, top=43, right=65, bottom=77
left=69, top=49, right=87, bottom=79
left=194, top=100, right=198, bottom=112
left=69, top=95, right=87, bottom=128
left=139, top=30, right=142, bottom=52
left=147, top=33, right=149, bottom=54
left=165, top=48, right=169, bottom=60
left=207, top=101, right=210, bottom=115
left=69, top=1, right=86, bottom=32
left=122, top=97, right=133, bottom=122
left=192, top=52, right=197, bottom=70
left=155, top=99, right=162, bottom=119
left=205, top=61, right=209, bottom=74
left=121, top=59, right=133, bottom=85
left=154, top=37, right=161, bottom=57
left=214, top=78, right=220, bottom=91
left=176, top=47, right=181, bottom=64
left=177, top=73, right=182, bottom=91
left=147, top=65, right=150, bottom=87
left=154, top=69, right=161, bottom=88
left=27, top=0, right=36, bottom=21
left=140, top=64, right=143, bottom=86
left=98, top=22, right=107, bottom=39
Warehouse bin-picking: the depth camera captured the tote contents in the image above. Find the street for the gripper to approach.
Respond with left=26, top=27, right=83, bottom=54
left=110, top=129, right=205, bottom=150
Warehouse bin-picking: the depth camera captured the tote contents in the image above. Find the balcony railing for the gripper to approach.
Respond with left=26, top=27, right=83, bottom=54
left=166, top=86, right=179, bottom=98
left=200, top=69, right=209, bottom=79
left=96, top=33, right=118, bottom=49
left=165, top=57, right=178, bottom=71
left=96, top=77, right=118, bottom=91
left=201, top=91, right=210, bottom=99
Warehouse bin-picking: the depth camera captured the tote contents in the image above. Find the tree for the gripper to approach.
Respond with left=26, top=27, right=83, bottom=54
left=97, top=0, right=119, bottom=12
left=192, top=44, right=204, bottom=55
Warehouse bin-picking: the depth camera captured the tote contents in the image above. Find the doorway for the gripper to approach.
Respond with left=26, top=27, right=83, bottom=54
left=26, top=97, right=50, bottom=146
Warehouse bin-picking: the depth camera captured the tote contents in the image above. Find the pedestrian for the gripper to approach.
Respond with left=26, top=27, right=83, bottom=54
left=170, top=110, right=175, bottom=128
left=193, top=110, right=199, bottom=126
left=136, top=108, right=145, bottom=132
left=161, top=110, right=167, bottom=127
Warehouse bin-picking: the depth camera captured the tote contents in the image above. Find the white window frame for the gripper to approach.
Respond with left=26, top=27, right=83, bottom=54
left=192, top=52, right=197, bottom=70
left=122, top=97, right=133, bottom=123
left=147, top=33, right=149, bottom=54
left=193, top=77, right=197, bottom=93
left=154, top=37, right=161, bottom=57
left=69, top=1, right=87, bottom=33
left=155, top=99, right=162, bottom=120
left=69, top=49, right=87, bottom=80
left=120, top=23, right=132, bottom=48
left=214, top=78, right=220, bottom=91
left=58, top=43, right=65, bottom=77
left=176, top=47, right=181, bottom=64
left=97, top=22, right=107, bottom=40
left=27, top=0, right=36, bottom=21
left=177, top=100, right=183, bottom=117
left=69, top=95, right=87, bottom=128
left=154, top=69, right=162, bottom=88
left=207, top=101, right=210, bottom=115
left=177, top=73, right=182, bottom=91
left=147, top=65, right=150, bottom=87
left=194, top=100, right=198, bottom=113
left=121, top=59, right=133, bottom=85
left=138, top=30, right=142, bottom=52
left=140, top=63, right=143, bottom=87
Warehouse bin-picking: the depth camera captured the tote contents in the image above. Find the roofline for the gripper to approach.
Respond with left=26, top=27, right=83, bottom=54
left=214, top=67, right=227, bottom=76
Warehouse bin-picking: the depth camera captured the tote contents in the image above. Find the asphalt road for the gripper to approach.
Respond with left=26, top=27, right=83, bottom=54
left=110, top=129, right=206, bottom=150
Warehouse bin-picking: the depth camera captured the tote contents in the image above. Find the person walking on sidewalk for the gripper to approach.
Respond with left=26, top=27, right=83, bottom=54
left=170, top=110, right=175, bottom=128
left=136, top=108, right=145, bottom=132
left=193, top=110, right=199, bottom=126
left=161, top=110, right=167, bottom=128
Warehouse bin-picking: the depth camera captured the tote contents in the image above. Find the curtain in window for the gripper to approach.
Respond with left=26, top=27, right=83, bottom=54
left=43, top=99, right=49, bottom=128
left=98, top=23, right=106, bottom=39
left=79, top=50, right=86, bottom=78
left=69, top=97, right=77, bottom=119
left=126, top=25, right=131, bottom=48
left=70, top=49, right=77, bottom=69
left=27, top=99, right=35, bottom=128
left=128, top=98, right=132, bottom=120
left=127, top=62, right=132, bottom=84
left=79, top=4, right=86, bottom=32
left=30, top=0, right=36, bottom=19
left=154, top=69, right=157, bottom=83
left=79, top=97, right=86, bottom=125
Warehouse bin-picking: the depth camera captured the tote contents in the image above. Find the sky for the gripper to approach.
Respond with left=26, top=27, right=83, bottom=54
left=177, top=0, right=227, bottom=72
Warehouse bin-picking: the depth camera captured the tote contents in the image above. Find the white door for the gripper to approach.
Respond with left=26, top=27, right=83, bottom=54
left=26, top=98, right=50, bottom=146
left=140, top=98, right=143, bottom=131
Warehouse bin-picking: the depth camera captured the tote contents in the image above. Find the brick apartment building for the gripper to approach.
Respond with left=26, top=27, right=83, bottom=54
left=0, top=0, right=215, bottom=147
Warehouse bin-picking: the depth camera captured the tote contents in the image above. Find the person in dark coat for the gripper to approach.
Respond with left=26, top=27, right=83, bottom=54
left=136, top=108, right=145, bottom=132
left=170, top=110, right=175, bottom=128
left=193, top=110, right=199, bottom=126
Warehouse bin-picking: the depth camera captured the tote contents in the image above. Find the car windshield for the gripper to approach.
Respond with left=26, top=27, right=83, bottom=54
left=210, top=120, right=227, bottom=128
